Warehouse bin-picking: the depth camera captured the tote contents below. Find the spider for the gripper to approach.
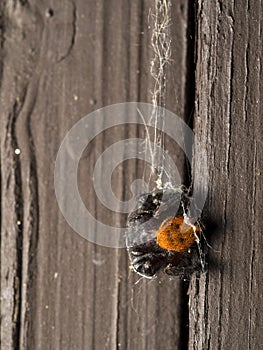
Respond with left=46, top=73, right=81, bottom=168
left=126, top=189, right=205, bottom=279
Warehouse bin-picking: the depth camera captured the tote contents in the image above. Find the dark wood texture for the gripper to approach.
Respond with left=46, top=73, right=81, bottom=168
left=0, top=1, right=262, bottom=350
left=189, top=1, right=263, bottom=349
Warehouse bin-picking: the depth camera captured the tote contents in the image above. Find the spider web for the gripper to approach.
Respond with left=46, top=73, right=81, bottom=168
left=146, top=0, right=172, bottom=189
left=128, top=0, right=207, bottom=278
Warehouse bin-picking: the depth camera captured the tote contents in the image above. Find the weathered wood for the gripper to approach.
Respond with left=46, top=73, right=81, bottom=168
left=189, top=1, right=263, bottom=349
left=1, top=1, right=194, bottom=350
left=2, top=0, right=262, bottom=349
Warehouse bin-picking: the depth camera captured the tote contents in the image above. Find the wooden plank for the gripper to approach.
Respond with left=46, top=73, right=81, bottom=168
left=189, top=1, right=263, bottom=349
left=117, top=3, right=195, bottom=350
left=0, top=1, right=195, bottom=350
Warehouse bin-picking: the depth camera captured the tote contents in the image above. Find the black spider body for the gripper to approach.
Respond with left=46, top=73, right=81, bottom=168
left=126, top=189, right=204, bottom=279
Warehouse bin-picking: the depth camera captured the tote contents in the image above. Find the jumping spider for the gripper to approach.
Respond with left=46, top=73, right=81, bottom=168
left=126, top=189, right=205, bottom=279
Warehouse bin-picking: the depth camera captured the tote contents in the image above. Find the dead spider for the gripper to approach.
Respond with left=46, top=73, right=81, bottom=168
left=126, top=189, right=206, bottom=279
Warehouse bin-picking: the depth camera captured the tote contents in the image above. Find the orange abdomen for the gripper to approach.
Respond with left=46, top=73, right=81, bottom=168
left=156, top=216, right=201, bottom=251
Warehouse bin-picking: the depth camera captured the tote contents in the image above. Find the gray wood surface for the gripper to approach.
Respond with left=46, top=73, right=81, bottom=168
left=0, top=1, right=262, bottom=350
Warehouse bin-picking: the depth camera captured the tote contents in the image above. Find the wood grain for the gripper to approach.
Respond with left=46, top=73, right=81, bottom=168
left=189, top=1, right=263, bottom=349
left=0, top=1, right=194, bottom=349
left=1, top=1, right=262, bottom=349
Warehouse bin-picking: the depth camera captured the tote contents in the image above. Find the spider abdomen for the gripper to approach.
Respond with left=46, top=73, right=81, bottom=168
left=156, top=216, right=201, bottom=252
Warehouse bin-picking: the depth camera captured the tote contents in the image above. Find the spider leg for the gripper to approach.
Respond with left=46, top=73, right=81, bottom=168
left=164, top=246, right=205, bottom=279
left=128, top=240, right=168, bottom=278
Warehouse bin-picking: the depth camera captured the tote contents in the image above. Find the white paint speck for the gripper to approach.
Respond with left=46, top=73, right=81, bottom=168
left=73, top=94, right=78, bottom=101
left=15, top=148, right=21, bottom=155
left=54, top=272, right=58, bottom=279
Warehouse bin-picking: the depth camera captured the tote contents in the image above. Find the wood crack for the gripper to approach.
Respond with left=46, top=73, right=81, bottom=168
left=243, top=0, right=249, bottom=124
left=226, top=17, right=234, bottom=175
left=19, top=80, right=40, bottom=349
left=57, top=0, right=77, bottom=62
left=248, top=138, right=257, bottom=350
left=3, top=96, right=26, bottom=350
